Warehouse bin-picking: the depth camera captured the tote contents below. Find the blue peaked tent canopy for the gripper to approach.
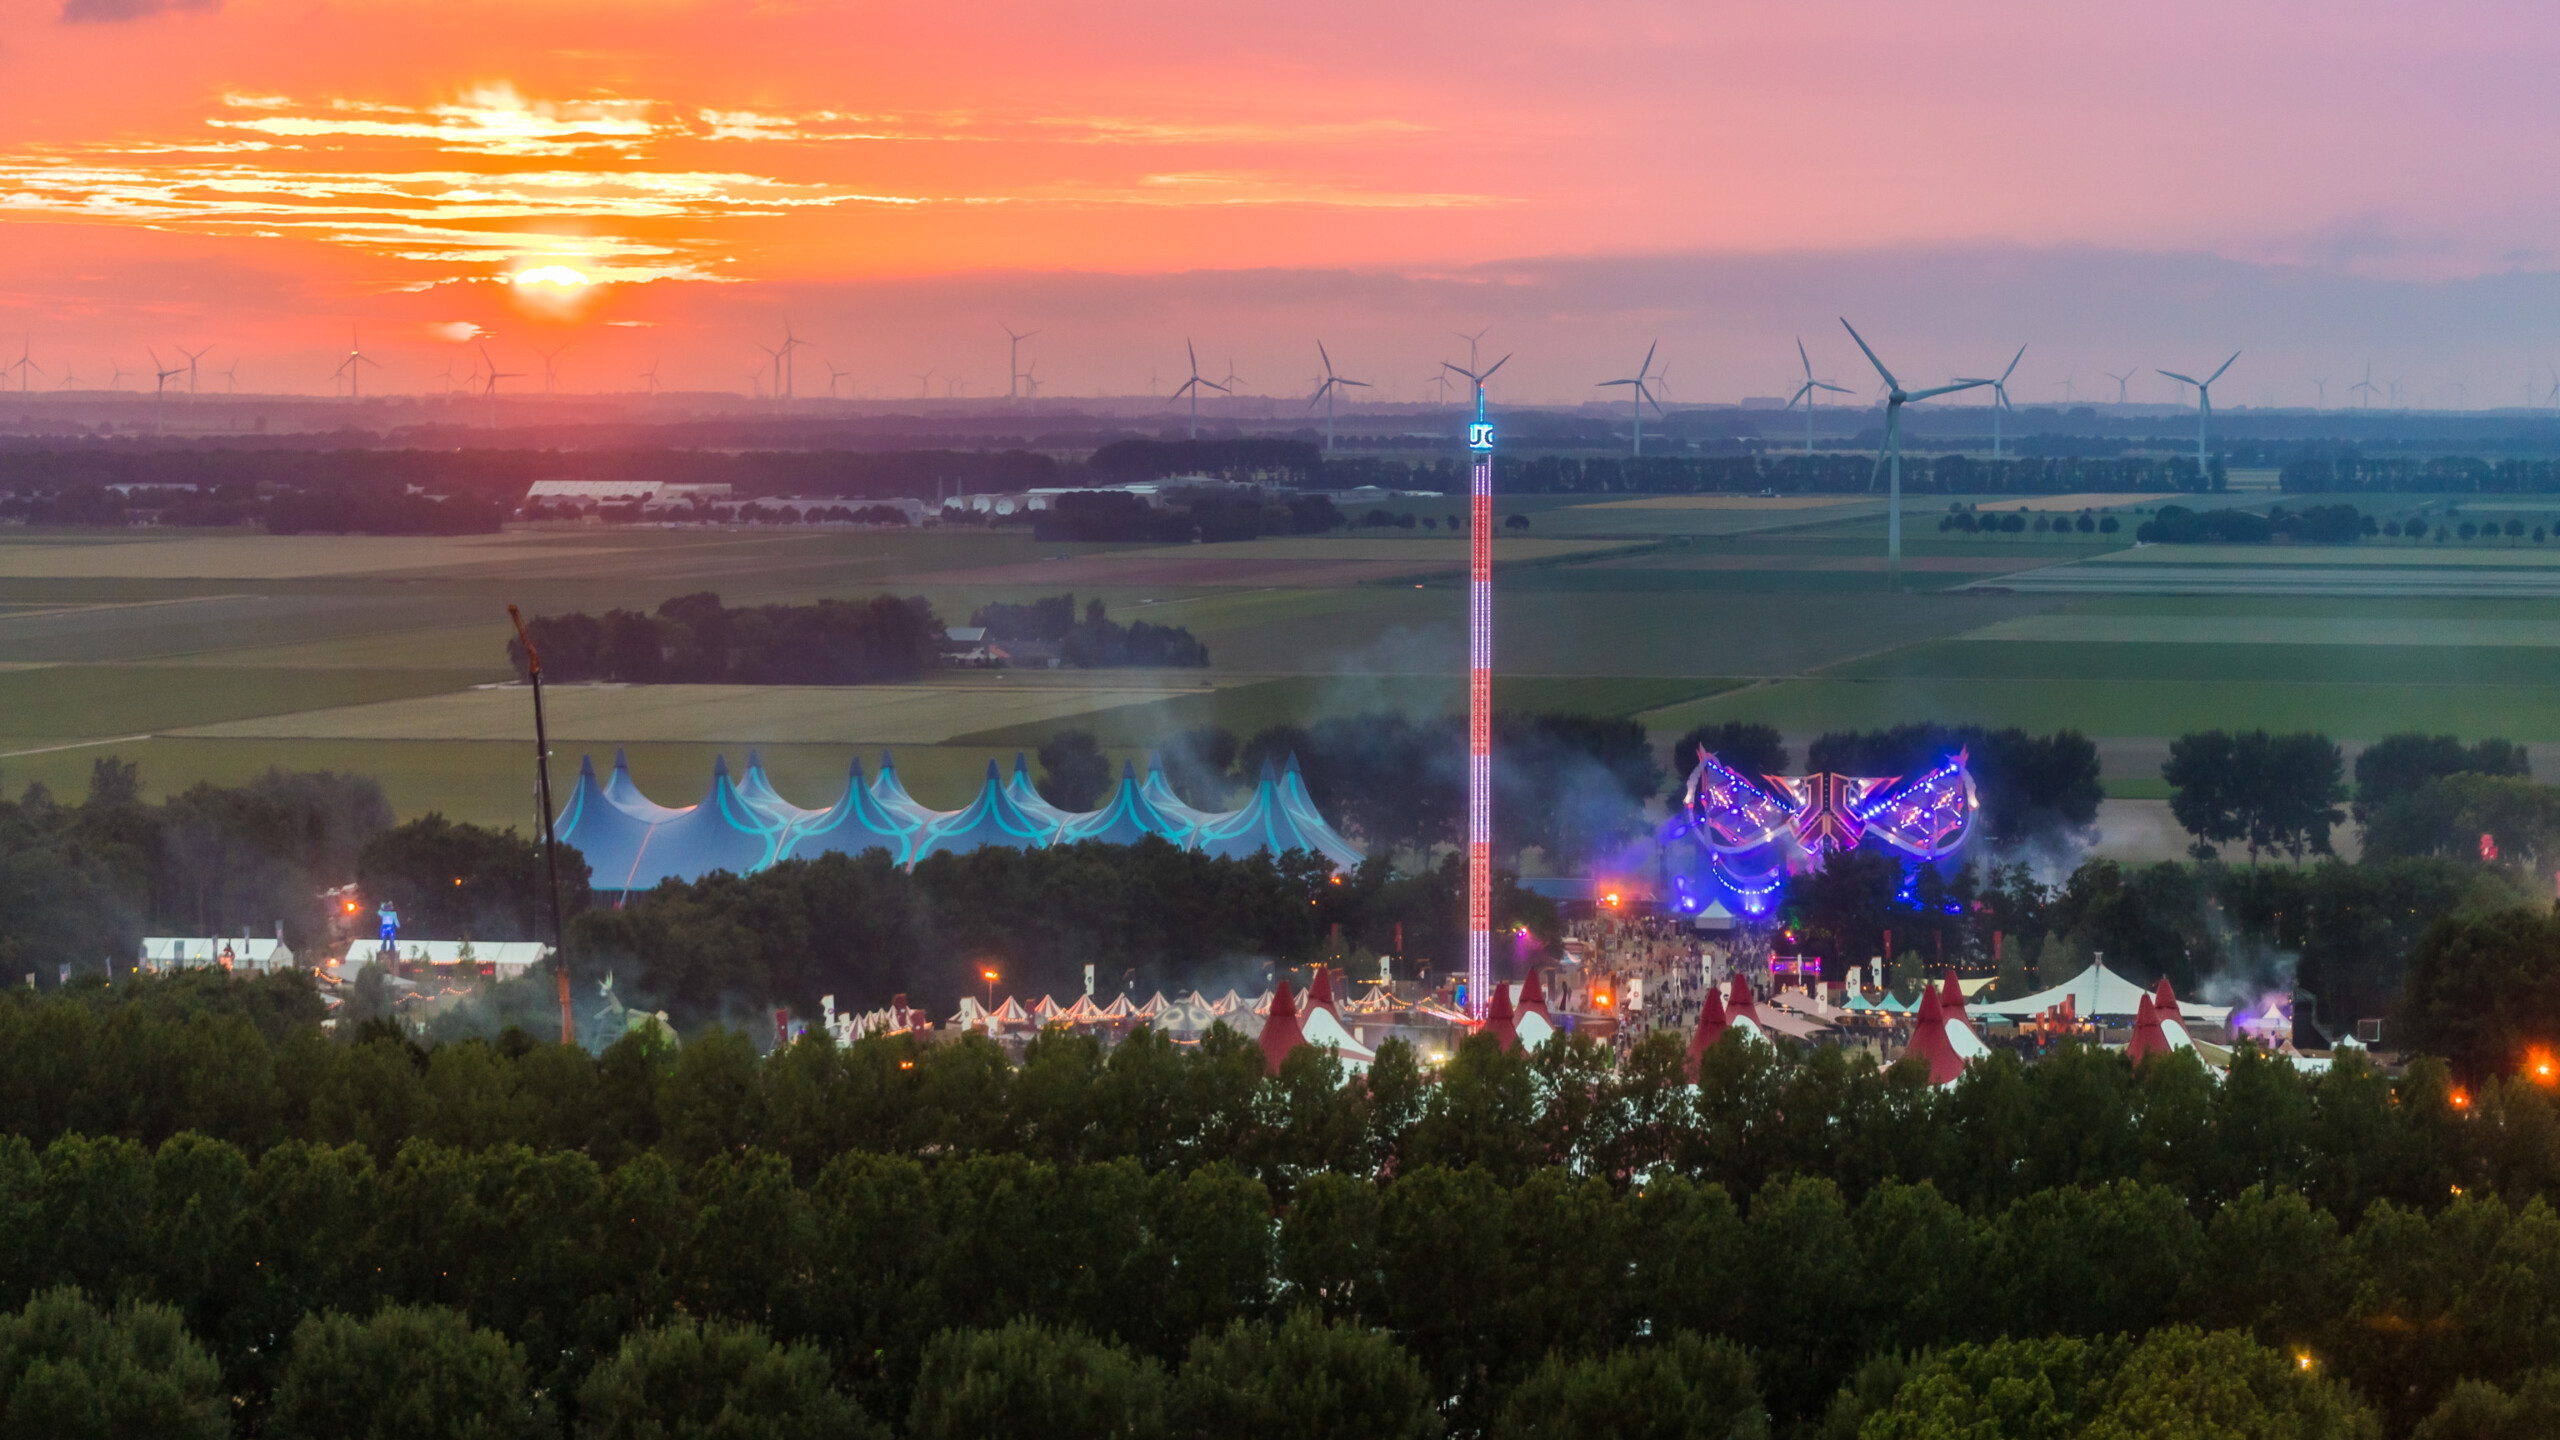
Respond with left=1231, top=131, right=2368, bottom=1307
left=780, top=756, right=920, bottom=866
left=1005, top=753, right=1078, bottom=830
left=1061, top=760, right=1195, bottom=847
left=1193, top=759, right=1364, bottom=871
left=603, top=749, right=682, bottom=820
left=735, top=749, right=814, bottom=826
left=1142, top=752, right=1219, bottom=830
left=558, top=755, right=663, bottom=892
left=568, top=747, right=1362, bottom=889
left=872, top=750, right=951, bottom=830
left=912, top=759, right=1060, bottom=862
left=1274, top=753, right=1366, bottom=872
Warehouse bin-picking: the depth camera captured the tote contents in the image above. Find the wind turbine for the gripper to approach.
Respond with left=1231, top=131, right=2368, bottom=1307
left=148, top=348, right=183, bottom=428
left=2348, top=362, right=2379, bottom=410
left=2105, top=369, right=2135, bottom=406
left=1785, top=338, right=1852, bottom=456
left=1001, top=324, right=1038, bottom=402
left=910, top=369, right=934, bottom=399
left=1168, top=342, right=1226, bottom=439
left=758, top=342, right=786, bottom=406
left=1309, top=341, right=1370, bottom=453
left=217, top=361, right=238, bottom=397
left=824, top=361, right=850, bottom=399
left=333, top=330, right=379, bottom=400
left=1442, top=352, right=1510, bottom=415
left=476, top=343, right=523, bottom=427
left=534, top=343, right=571, bottom=397
left=1219, top=358, right=1244, bottom=420
left=1020, top=361, right=1041, bottom=399
left=2054, top=377, right=2079, bottom=404
left=769, top=322, right=807, bottom=399
left=179, top=345, right=210, bottom=398
left=1455, top=327, right=1489, bottom=375
left=1426, top=370, right=1454, bottom=406
left=2156, top=351, right=2239, bottom=474
left=1840, top=319, right=1986, bottom=564
left=1957, top=345, right=2026, bottom=460
left=106, top=360, right=129, bottom=391
left=5, top=337, right=41, bottom=392
left=638, top=361, right=661, bottom=396
left=1596, top=340, right=1666, bottom=458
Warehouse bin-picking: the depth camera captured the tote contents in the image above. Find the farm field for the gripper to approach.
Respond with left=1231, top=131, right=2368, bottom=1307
left=9, top=492, right=2560, bottom=832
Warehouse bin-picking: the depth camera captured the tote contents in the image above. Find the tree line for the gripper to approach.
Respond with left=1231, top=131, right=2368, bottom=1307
left=575, top=844, right=1556, bottom=1027
left=968, top=594, right=1210, bottom=667
left=2282, top=446, right=2560, bottom=493
left=509, top=591, right=947, bottom=685
left=8, top=971, right=2560, bottom=1434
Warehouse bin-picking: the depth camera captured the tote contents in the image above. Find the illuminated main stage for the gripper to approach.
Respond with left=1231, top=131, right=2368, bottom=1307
left=1658, top=750, right=1978, bottom=919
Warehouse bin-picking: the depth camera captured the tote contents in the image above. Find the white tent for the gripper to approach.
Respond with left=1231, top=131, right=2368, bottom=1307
left=1968, top=963, right=2229, bottom=1025
left=1293, top=1005, right=1377, bottom=1071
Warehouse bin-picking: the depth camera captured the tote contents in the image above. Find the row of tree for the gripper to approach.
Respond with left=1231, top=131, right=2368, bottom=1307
left=967, top=594, right=1209, bottom=667
left=509, top=591, right=947, bottom=685
left=577, top=844, right=1554, bottom=1025
left=0, top=1021, right=2542, bottom=1433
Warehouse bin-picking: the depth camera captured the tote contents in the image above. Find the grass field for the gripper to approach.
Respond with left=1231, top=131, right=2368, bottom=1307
left=13, top=491, right=2560, bottom=827
left=1638, top=678, right=2560, bottom=743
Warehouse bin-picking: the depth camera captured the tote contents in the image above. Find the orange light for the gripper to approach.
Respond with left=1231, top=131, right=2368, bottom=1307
left=2451, top=1088, right=2472, bottom=1110
left=2530, top=1048, right=2559, bottom=1087
left=453, top=877, right=464, bottom=886
left=1597, top=992, right=1612, bottom=1008
left=982, top=969, right=999, bottom=981
left=1329, top=874, right=1343, bottom=885
left=899, top=1060, right=914, bottom=1070
left=1605, top=892, right=1620, bottom=907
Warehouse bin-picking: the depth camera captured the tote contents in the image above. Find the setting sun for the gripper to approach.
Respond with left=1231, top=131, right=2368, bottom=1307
left=512, top=267, right=592, bottom=289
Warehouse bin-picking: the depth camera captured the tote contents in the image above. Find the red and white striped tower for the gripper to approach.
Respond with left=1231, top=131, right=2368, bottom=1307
left=1452, top=354, right=1506, bottom=1018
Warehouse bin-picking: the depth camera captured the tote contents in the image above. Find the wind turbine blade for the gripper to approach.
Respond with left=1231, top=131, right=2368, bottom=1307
left=1641, top=339, right=1658, bottom=376
left=1482, top=354, right=1510, bottom=381
left=1908, top=380, right=1987, bottom=401
left=1839, top=319, right=1897, bottom=390
left=1188, top=339, right=1198, bottom=375
left=2002, top=345, right=2025, bottom=383
left=1597, top=379, right=1635, bottom=388
left=1797, top=337, right=1812, bottom=381
left=2208, top=351, right=2239, bottom=385
left=1816, top=382, right=1854, bottom=395
left=2158, top=370, right=2199, bottom=386
left=1342, top=378, right=1370, bottom=388
left=1788, top=382, right=1812, bottom=408
left=1318, top=340, right=1333, bottom=376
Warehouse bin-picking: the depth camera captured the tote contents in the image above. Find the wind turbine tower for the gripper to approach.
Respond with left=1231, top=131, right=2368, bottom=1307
left=1957, top=346, right=2026, bottom=460
left=1596, top=341, right=1666, bottom=458
left=1001, top=324, right=1038, bottom=402
left=2156, top=351, right=2239, bottom=475
left=1168, top=342, right=1227, bottom=440
left=2105, top=369, right=2135, bottom=406
left=1785, top=339, right=1851, bottom=456
left=1443, top=348, right=1508, bottom=1022
left=1309, top=342, right=1370, bottom=452
left=1841, top=320, right=1985, bottom=568
left=334, top=331, right=379, bottom=400
left=2348, top=362, right=2379, bottom=409
left=179, top=346, right=211, bottom=398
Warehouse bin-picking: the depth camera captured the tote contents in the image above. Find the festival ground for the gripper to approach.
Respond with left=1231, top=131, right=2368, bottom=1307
left=3, top=493, right=2558, bottom=849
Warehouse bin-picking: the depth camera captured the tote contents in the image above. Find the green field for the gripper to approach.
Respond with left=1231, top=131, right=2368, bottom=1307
left=2, top=495, right=2556, bottom=830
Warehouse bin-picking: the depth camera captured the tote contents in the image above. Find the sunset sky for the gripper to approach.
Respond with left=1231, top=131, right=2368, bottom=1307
left=2, top=0, right=2554, bottom=404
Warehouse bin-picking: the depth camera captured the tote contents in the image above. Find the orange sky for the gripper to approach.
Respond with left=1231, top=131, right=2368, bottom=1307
left=2, top=0, right=2554, bottom=402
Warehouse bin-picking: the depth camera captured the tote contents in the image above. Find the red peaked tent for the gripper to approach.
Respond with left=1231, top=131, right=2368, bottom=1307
left=1517, top=968, right=1553, bottom=1024
left=2152, top=977, right=2185, bottom=1025
left=1939, top=973, right=1969, bottom=1021
left=1686, top=987, right=1731, bottom=1077
left=1259, top=979, right=1307, bottom=1074
left=2126, top=992, right=2172, bottom=1063
left=1725, top=976, right=1761, bottom=1025
left=1482, top=980, right=1520, bottom=1051
left=1907, top=985, right=1968, bottom=1085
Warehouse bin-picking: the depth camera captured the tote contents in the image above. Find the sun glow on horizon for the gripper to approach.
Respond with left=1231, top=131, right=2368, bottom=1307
left=512, top=266, right=592, bottom=288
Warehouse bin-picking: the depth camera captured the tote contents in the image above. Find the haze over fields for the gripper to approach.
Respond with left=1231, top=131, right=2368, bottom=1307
left=2, top=0, right=2555, bottom=400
